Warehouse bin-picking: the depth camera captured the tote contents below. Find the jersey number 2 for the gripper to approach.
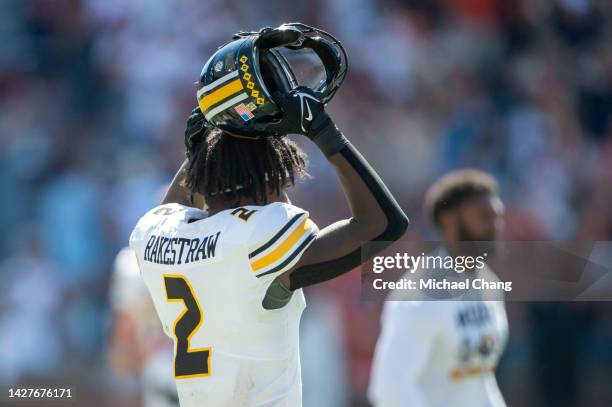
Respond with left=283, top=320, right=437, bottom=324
left=163, top=275, right=211, bottom=378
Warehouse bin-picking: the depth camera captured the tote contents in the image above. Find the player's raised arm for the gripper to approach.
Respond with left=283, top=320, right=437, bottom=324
left=266, top=88, right=409, bottom=292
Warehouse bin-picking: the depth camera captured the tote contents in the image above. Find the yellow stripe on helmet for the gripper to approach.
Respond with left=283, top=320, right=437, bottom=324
left=198, top=78, right=244, bottom=111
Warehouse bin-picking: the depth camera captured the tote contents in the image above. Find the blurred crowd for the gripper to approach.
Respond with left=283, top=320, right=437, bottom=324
left=1, top=0, right=611, bottom=406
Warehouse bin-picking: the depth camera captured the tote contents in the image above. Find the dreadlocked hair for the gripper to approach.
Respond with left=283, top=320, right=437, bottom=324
left=186, top=128, right=308, bottom=205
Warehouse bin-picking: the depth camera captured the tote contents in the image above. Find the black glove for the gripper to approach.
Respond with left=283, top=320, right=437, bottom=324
left=266, top=87, right=333, bottom=139
left=184, top=107, right=211, bottom=160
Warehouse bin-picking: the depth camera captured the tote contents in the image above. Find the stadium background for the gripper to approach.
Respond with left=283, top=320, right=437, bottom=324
left=1, top=0, right=612, bottom=406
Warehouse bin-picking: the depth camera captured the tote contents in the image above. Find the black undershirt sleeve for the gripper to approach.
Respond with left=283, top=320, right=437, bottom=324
left=288, top=140, right=409, bottom=290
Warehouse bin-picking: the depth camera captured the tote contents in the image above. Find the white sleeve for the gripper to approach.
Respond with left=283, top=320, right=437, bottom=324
left=368, top=301, right=438, bottom=407
left=246, top=203, right=318, bottom=282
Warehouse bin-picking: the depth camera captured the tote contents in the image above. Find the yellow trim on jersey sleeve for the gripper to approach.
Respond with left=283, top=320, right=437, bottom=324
left=250, top=217, right=314, bottom=272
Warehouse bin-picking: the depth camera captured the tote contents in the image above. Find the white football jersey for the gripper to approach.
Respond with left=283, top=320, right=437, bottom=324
left=369, top=267, right=508, bottom=407
left=129, top=202, right=318, bottom=407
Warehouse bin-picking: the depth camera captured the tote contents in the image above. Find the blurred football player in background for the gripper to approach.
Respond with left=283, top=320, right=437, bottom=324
left=369, top=169, right=508, bottom=407
left=108, top=247, right=178, bottom=407
left=129, top=25, right=408, bottom=407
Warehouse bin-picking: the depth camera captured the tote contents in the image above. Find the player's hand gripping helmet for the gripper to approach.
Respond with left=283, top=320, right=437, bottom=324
left=197, top=23, right=347, bottom=139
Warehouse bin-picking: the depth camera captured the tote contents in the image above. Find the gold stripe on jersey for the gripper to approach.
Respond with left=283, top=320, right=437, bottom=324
left=250, top=217, right=315, bottom=274
left=249, top=213, right=305, bottom=259
left=450, top=365, right=495, bottom=381
left=254, top=233, right=316, bottom=278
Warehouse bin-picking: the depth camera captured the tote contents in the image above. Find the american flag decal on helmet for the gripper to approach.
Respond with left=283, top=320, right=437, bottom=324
left=234, top=103, right=255, bottom=121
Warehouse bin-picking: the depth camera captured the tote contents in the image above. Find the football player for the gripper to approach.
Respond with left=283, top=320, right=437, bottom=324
left=129, top=29, right=408, bottom=407
left=108, top=247, right=179, bottom=407
left=368, top=170, right=508, bottom=407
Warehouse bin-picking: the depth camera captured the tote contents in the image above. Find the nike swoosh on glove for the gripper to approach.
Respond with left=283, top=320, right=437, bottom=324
left=266, top=87, right=332, bottom=139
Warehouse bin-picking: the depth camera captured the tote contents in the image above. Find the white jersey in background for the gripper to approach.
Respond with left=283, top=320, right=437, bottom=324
left=129, top=202, right=318, bottom=407
left=368, top=266, right=508, bottom=407
left=109, top=248, right=178, bottom=407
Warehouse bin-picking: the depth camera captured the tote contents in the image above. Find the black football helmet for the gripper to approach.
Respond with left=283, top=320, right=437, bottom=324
left=197, top=23, right=348, bottom=139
